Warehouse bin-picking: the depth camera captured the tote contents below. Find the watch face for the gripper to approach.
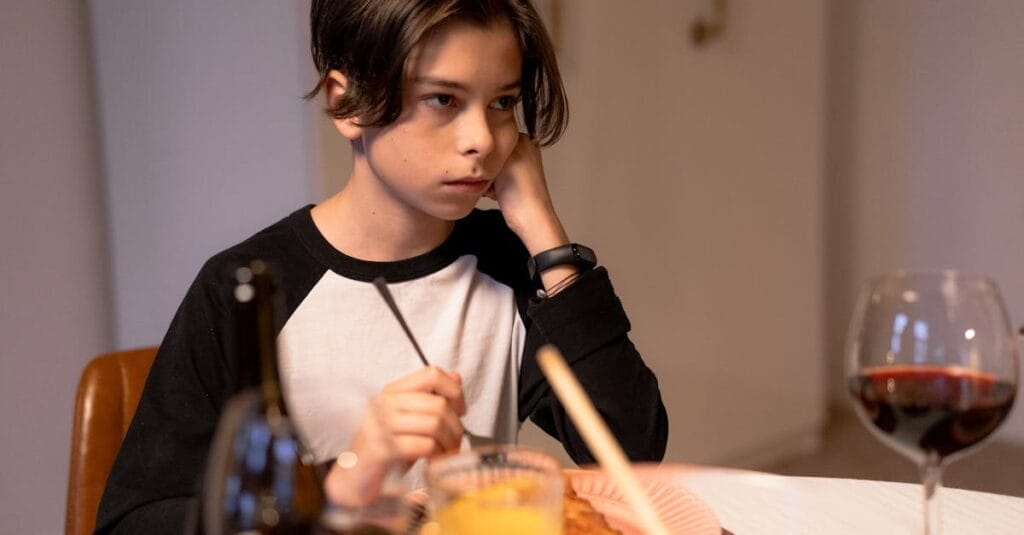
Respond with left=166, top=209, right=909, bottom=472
left=574, top=244, right=597, bottom=264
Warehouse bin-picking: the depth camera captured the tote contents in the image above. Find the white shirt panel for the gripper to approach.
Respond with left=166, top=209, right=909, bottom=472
left=277, top=255, right=526, bottom=483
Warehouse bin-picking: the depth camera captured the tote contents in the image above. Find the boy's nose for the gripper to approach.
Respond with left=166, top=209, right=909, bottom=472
left=456, top=108, right=495, bottom=160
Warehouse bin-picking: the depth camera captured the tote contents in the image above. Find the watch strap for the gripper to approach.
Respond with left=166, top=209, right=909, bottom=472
left=527, top=243, right=597, bottom=282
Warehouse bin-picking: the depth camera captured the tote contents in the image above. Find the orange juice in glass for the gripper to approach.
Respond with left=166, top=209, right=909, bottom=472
left=426, top=446, right=563, bottom=535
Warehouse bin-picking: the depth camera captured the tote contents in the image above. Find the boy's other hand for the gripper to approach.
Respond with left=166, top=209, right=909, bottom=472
left=325, top=366, right=466, bottom=506
left=487, top=134, right=570, bottom=256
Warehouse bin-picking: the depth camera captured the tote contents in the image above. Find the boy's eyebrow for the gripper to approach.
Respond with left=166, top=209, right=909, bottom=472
left=414, top=76, right=521, bottom=92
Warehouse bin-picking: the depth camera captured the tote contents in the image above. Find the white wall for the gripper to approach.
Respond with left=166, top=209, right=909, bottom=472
left=88, top=0, right=317, bottom=349
left=825, top=1, right=1024, bottom=441
left=0, top=2, right=111, bottom=533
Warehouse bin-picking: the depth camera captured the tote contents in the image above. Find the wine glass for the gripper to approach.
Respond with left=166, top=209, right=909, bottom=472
left=846, top=270, right=1019, bottom=534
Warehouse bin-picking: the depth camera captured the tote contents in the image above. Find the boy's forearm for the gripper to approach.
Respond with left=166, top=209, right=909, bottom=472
left=506, top=208, right=587, bottom=295
left=558, top=338, right=669, bottom=463
left=506, top=201, right=567, bottom=255
left=518, top=268, right=669, bottom=462
left=492, top=133, right=576, bottom=287
left=527, top=339, right=669, bottom=464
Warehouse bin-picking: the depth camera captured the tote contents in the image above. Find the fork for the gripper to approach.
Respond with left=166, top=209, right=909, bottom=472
left=371, top=276, right=495, bottom=448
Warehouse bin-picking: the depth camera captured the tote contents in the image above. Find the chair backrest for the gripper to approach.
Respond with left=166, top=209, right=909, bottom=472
left=66, top=347, right=157, bottom=535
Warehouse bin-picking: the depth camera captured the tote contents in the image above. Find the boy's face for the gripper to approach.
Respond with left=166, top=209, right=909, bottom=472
left=347, top=19, right=523, bottom=222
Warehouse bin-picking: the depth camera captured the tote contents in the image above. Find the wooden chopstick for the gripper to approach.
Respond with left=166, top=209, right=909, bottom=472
left=537, top=345, right=672, bottom=535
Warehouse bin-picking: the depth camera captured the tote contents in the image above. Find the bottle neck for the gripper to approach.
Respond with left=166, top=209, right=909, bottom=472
left=256, top=295, right=288, bottom=416
left=233, top=261, right=289, bottom=418
left=255, top=293, right=287, bottom=418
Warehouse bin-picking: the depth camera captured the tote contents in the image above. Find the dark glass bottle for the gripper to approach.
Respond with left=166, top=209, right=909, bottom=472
left=201, top=260, right=326, bottom=534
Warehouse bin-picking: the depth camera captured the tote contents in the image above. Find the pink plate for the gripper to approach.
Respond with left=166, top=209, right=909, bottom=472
left=565, top=469, right=721, bottom=535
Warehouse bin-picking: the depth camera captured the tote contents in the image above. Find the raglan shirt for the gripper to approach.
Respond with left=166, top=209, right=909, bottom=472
left=94, top=205, right=668, bottom=534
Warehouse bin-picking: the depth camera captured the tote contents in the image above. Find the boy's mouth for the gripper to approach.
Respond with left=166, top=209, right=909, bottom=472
left=442, top=178, right=491, bottom=193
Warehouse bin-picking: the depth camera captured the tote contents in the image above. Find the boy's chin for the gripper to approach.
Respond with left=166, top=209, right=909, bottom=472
left=430, top=200, right=483, bottom=222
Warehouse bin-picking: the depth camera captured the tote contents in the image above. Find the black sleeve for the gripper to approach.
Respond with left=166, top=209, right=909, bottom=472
left=518, top=267, right=669, bottom=464
left=94, top=262, right=235, bottom=534
left=106, top=497, right=198, bottom=535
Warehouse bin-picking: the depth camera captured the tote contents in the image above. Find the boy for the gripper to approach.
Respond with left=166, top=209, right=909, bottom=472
left=96, top=0, right=667, bottom=532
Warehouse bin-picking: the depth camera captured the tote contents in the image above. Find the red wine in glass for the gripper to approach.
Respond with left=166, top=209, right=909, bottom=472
left=849, top=365, right=1015, bottom=462
left=846, top=271, right=1019, bottom=535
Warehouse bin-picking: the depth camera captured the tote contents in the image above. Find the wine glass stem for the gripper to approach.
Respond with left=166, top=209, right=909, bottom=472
left=921, top=456, right=942, bottom=535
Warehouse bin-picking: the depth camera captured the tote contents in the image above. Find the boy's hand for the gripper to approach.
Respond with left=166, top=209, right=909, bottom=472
left=487, top=134, right=570, bottom=256
left=324, top=366, right=466, bottom=506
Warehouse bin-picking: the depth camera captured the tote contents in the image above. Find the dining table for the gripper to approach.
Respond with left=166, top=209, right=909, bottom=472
left=639, top=465, right=1024, bottom=534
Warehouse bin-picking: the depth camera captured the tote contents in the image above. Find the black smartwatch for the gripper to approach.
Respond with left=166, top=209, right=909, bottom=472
left=527, top=243, right=597, bottom=282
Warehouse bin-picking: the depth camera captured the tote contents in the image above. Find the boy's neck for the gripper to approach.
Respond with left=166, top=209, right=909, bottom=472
left=311, top=180, right=455, bottom=263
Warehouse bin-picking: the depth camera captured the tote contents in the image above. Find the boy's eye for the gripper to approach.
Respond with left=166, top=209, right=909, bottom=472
left=424, top=94, right=456, bottom=109
left=491, top=95, right=520, bottom=111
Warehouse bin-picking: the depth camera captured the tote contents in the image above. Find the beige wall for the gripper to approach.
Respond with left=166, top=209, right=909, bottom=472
left=825, top=1, right=1024, bottom=442
left=0, top=2, right=111, bottom=533
left=540, top=0, right=827, bottom=466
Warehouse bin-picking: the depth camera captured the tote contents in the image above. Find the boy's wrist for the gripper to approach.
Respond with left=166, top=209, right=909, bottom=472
left=528, top=243, right=596, bottom=280
left=509, top=208, right=569, bottom=257
left=537, top=264, right=580, bottom=296
left=324, top=451, right=387, bottom=507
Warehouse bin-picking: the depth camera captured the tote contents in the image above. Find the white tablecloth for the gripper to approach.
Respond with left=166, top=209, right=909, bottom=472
left=652, top=469, right=1024, bottom=534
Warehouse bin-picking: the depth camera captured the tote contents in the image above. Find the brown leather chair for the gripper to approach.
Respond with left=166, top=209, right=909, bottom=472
left=66, top=347, right=157, bottom=535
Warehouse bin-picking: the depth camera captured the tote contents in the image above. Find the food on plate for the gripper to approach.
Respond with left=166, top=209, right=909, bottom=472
left=563, top=477, right=622, bottom=535
left=427, top=474, right=623, bottom=534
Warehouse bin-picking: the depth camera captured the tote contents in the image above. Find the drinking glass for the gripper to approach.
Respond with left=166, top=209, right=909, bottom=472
left=425, top=445, right=564, bottom=535
left=846, top=270, right=1019, bottom=534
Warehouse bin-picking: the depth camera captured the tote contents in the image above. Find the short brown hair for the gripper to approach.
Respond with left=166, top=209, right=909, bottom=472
left=307, top=0, right=568, bottom=146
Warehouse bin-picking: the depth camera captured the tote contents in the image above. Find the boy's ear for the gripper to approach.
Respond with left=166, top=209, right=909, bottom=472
left=325, top=70, right=362, bottom=141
